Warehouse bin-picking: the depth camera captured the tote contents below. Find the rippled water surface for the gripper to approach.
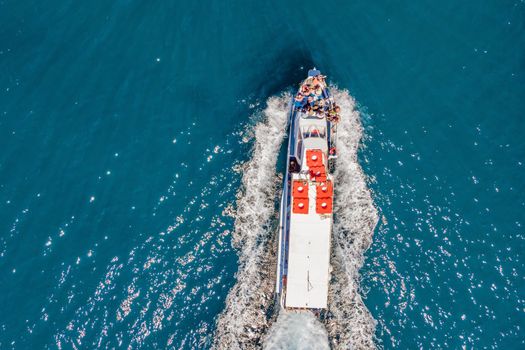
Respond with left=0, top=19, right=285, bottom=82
left=1, top=0, right=524, bottom=349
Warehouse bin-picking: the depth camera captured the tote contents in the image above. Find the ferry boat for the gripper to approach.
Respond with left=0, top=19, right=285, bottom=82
left=276, top=69, right=338, bottom=310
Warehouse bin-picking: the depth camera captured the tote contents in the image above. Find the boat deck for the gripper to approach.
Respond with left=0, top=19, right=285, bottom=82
left=284, top=174, right=332, bottom=309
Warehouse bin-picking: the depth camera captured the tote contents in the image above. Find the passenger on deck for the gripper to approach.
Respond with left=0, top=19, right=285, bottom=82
left=301, top=84, right=311, bottom=95
left=294, top=93, right=305, bottom=108
left=318, top=75, right=326, bottom=86
left=327, top=105, right=341, bottom=122
left=304, top=104, right=312, bottom=114
left=307, top=95, right=315, bottom=106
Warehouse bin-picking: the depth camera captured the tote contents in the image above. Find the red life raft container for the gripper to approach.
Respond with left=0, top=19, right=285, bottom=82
left=316, top=197, right=332, bottom=214
left=309, top=166, right=327, bottom=182
left=293, top=197, right=309, bottom=214
left=292, top=181, right=309, bottom=198
left=316, top=181, right=333, bottom=198
left=306, top=149, right=323, bottom=168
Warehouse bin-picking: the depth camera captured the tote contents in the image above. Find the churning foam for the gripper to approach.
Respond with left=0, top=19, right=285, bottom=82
left=212, top=94, right=290, bottom=349
left=213, top=88, right=378, bottom=350
left=263, top=311, right=330, bottom=350
left=324, top=88, right=379, bottom=349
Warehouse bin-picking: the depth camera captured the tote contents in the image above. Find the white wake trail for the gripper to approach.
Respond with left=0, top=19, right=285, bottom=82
left=263, top=311, right=329, bottom=350
left=324, top=88, right=379, bottom=349
left=212, top=94, right=290, bottom=349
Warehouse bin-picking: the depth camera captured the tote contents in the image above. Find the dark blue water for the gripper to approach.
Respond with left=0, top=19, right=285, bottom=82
left=1, top=0, right=523, bottom=349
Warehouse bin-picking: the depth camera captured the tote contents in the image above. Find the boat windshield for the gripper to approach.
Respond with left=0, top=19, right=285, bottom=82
left=302, top=126, right=326, bottom=139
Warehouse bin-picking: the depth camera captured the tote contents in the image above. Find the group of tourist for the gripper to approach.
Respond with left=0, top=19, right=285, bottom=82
left=293, top=75, right=340, bottom=123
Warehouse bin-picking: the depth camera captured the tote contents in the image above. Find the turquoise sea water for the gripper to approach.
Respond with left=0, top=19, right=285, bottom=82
left=1, top=0, right=524, bottom=348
